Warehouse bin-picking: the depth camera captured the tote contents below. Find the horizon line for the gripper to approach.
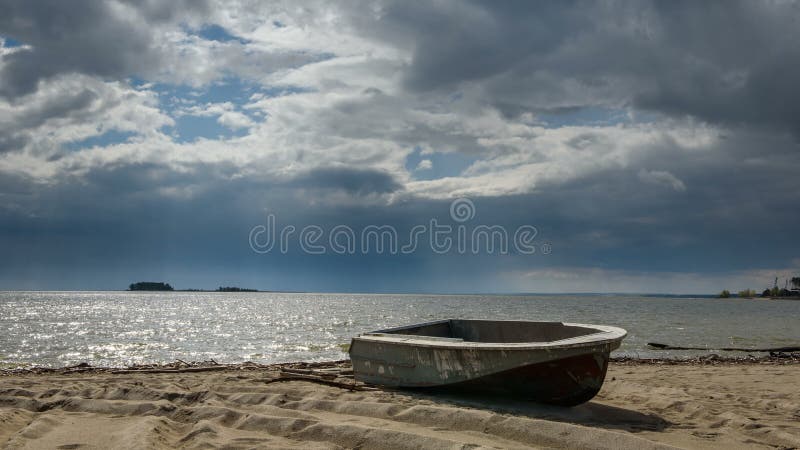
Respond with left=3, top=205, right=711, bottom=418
left=0, top=289, right=718, bottom=297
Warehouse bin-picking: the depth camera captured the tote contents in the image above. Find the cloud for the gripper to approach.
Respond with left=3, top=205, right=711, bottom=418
left=292, top=167, right=403, bottom=196
left=415, top=159, right=432, bottom=170
left=176, top=101, right=255, bottom=130
left=637, top=169, right=686, bottom=192
left=345, top=1, right=800, bottom=133
left=0, top=0, right=208, bottom=98
left=0, top=0, right=329, bottom=99
left=217, top=111, right=254, bottom=130
left=0, top=74, right=172, bottom=157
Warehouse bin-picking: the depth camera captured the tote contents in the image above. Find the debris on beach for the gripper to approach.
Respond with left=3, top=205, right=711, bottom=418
left=647, top=342, right=800, bottom=352
left=0, top=359, right=352, bottom=377
left=611, top=353, right=800, bottom=365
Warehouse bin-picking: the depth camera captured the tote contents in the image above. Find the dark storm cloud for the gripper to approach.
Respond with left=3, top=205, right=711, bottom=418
left=0, top=0, right=210, bottom=98
left=292, top=167, right=403, bottom=196
left=0, top=133, right=27, bottom=154
left=352, top=0, right=800, bottom=132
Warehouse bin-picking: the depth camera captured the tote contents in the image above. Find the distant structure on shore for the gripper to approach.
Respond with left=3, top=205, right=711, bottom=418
left=719, top=276, right=800, bottom=299
left=128, top=282, right=174, bottom=291
left=760, top=276, right=800, bottom=298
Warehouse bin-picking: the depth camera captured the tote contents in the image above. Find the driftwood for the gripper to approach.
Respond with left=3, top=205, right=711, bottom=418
left=279, top=367, right=345, bottom=379
left=316, top=367, right=353, bottom=375
left=648, top=342, right=800, bottom=352
left=264, top=373, right=376, bottom=391
left=280, top=367, right=330, bottom=375
left=110, top=366, right=231, bottom=374
left=612, top=352, right=800, bottom=365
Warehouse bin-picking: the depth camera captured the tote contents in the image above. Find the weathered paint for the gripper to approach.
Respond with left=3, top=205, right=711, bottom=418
left=434, top=352, right=611, bottom=406
left=349, top=319, right=626, bottom=405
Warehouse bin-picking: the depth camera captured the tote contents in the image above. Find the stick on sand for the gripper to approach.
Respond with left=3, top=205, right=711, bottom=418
left=647, top=342, right=800, bottom=352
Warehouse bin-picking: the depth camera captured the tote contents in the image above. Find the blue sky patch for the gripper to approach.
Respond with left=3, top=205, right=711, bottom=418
left=405, top=146, right=479, bottom=180
left=1, top=35, right=23, bottom=47
left=168, top=115, right=249, bottom=143
left=194, top=24, right=249, bottom=44
left=126, top=76, right=311, bottom=143
left=143, top=77, right=265, bottom=112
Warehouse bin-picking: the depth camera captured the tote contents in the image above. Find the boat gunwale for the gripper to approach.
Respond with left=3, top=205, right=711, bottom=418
left=352, top=319, right=627, bottom=351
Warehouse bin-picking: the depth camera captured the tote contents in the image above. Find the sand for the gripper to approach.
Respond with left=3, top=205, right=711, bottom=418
left=1, top=361, right=799, bottom=449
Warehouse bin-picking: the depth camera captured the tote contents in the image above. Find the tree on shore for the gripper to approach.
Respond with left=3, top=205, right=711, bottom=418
left=216, top=286, right=258, bottom=292
left=718, top=290, right=730, bottom=298
left=737, top=289, right=757, bottom=298
left=129, top=282, right=174, bottom=291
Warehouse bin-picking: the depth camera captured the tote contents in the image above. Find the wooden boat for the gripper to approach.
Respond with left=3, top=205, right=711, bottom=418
left=349, top=319, right=626, bottom=406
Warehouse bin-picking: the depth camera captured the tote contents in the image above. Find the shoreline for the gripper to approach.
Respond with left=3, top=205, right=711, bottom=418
left=4, top=353, right=800, bottom=377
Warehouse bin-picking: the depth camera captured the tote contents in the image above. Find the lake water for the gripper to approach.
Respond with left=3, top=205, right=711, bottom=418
left=1, top=291, right=799, bottom=368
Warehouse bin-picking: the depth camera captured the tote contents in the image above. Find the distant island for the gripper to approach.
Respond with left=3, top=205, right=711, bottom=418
left=127, top=281, right=258, bottom=292
left=129, top=282, right=173, bottom=291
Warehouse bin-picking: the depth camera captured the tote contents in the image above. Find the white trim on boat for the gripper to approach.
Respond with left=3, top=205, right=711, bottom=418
left=355, top=321, right=627, bottom=351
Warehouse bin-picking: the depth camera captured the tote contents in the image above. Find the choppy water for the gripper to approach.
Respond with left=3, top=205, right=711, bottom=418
left=1, top=291, right=799, bottom=368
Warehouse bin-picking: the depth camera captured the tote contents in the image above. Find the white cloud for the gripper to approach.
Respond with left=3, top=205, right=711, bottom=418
left=637, top=169, right=687, bottom=192
left=176, top=101, right=255, bottom=130
left=0, top=74, right=172, bottom=158
left=177, top=102, right=235, bottom=117
left=217, top=111, right=254, bottom=130
left=403, top=121, right=714, bottom=199
left=415, top=159, right=432, bottom=170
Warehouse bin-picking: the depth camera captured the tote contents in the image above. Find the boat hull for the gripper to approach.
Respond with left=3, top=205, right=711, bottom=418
left=349, top=319, right=624, bottom=406
left=417, top=352, right=609, bottom=406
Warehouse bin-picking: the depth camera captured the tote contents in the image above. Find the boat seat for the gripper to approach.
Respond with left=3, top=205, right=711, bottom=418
left=364, top=333, right=465, bottom=342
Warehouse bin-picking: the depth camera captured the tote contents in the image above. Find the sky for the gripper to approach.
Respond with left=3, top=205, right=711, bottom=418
left=0, top=0, right=799, bottom=294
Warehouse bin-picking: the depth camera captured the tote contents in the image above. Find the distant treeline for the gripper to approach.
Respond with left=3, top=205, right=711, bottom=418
left=216, top=286, right=258, bottom=292
left=129, top=282, right=174, bottom=291
left=718, top=276, right=800, bottom=298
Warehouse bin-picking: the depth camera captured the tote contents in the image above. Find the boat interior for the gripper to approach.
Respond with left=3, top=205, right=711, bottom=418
left=371, top=319, right=601, bottom=343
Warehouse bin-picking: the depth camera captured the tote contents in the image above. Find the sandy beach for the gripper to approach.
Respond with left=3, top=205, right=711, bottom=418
left=1, top=360, right=798, bottom=449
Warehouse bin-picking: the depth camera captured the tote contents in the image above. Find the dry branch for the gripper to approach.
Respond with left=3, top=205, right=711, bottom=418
left=647, top=342, right=800, bottom=352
